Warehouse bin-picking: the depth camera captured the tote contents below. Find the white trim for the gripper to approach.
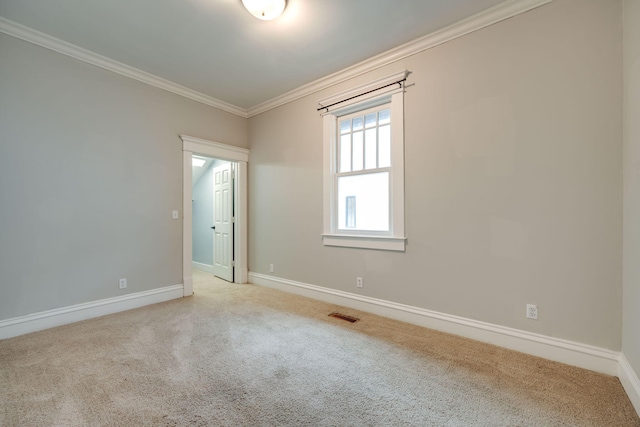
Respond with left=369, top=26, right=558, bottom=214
left=389, top=91, right=405, bottom=239
left=322, top=234, right=406, bottom=251
left=181, top=137, right=249, bottom=288
left=248, top=272, right=619, bottom=376
left=619, top=354, right=640, bottom=416
left=322, top=115, right=336, bottom=234
left=0, top=285, right=183, bottom=340
left=180, top=135, right=249, bottom=163
left=0, top=17, right=247, bottom=118
left=183, top=151, right=194, bottom=297
left=247, top=0, right=555, bottom=117
left=234, top=161, right=249, bottom=284
left=323, top=90, right=405, bottom=251
left=193, top=261, right=216, bottom=274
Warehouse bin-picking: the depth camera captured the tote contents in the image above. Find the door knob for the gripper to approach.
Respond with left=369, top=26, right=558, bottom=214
left=211, top=226, right=215, bottom=230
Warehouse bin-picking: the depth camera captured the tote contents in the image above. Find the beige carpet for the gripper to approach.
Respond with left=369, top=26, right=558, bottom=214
left=1, top=270, right=638, bottom=426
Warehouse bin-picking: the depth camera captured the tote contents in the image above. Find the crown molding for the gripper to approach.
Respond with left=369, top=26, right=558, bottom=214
left=0, top=0, right=555, bottom=120
left=0, top=16, right=249, bottom=118
left=246, top=0, right=554, bottom=117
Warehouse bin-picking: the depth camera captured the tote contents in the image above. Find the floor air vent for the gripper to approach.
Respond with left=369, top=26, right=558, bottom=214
left=328, top=312, right=359, bottom=323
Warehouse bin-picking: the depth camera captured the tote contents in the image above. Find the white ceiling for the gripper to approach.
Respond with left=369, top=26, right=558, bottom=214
left=0, top=0, right=508, bottom=110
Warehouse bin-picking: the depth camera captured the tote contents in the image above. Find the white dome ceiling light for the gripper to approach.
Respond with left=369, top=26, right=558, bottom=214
left=241, top=0, right=286, bottom=21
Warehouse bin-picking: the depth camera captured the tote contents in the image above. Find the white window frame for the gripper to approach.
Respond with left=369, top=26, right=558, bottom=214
left=321, top=71, right=407, bottom=251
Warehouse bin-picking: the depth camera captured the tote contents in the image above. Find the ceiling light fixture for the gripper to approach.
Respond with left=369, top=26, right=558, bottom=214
left=192, top=158, right=206, bottom=168
left=242, top=0, right=286, bottom=21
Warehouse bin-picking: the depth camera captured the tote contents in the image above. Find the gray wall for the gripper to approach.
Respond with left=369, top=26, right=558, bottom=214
left=0, top=34, right=248, bottom=320
left=248, top=0, right=623, bottom=350
left=623, top=0, right=640, bottom=375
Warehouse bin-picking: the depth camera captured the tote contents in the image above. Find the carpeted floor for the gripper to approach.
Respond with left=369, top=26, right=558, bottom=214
left=1, top=270, right=639, bottom=426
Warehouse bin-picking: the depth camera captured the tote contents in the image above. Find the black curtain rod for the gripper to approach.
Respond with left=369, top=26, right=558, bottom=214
left=317, top=78, right=407, bottom=112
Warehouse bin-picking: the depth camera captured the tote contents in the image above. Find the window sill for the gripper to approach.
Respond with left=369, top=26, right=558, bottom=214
left=322, top=234, right=406, bottom=251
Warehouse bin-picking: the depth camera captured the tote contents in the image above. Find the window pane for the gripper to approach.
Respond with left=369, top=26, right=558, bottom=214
left=365, top=128, right=377, bottom=170
left=365, top=112, right=377, bottom=128
left=340, top=134, right=351, bottom=172
left=352, top=117, right=363, bottom=131
left=337, top=172, right=389, bottom=231
left=352, top=131, right=364, bottom=171
left=340, top=119, right=351, bottom=134
left=345, top=196, right=356, bottom=228
left=379, top=109, right=391, bottom=125
left=379, top=125, right=391, bottom=168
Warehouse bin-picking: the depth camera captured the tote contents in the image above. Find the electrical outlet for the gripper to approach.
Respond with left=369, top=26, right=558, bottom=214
left=526, top=304, right=538, bottom=320
left=119, top=278, right=127, bottom=289
left=172, top=210, right=179, bottom=220
left=356, top=277, right=363, bottom=288
left=269, top=264, right=274, bottom=273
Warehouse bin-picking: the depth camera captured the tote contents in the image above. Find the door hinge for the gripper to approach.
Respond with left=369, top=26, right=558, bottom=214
left=231, top=260, right=235, bottom=267
left=232, top=216, right=235, bottom=223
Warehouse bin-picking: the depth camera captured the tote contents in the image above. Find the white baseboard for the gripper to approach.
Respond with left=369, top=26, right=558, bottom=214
left=248, top=272, right=619, bottom=376
left=0, top=284, right=184, bottom=340
left=193, top=261, right=216, bottom=274
left=619, top=354, right=640, bottom=415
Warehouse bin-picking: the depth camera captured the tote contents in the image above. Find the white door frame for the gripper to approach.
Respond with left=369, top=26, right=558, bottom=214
left=181, top=135, right=249, bottom=296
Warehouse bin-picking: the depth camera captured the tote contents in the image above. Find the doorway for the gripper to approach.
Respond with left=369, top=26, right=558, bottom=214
left=191, top=156, right=234, bottom=282
left=181, top=135, right=249, bottom=297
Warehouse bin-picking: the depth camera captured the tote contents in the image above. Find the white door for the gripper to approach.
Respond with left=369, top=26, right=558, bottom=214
left=212, top=163, right=234, bottom=282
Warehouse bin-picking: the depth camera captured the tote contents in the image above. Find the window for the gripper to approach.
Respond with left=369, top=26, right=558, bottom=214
left=345, top=196, right=356, bottom=228
left=337, top=106, right=391, bottom=231
left=321, top=71, right=406, bottom=251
